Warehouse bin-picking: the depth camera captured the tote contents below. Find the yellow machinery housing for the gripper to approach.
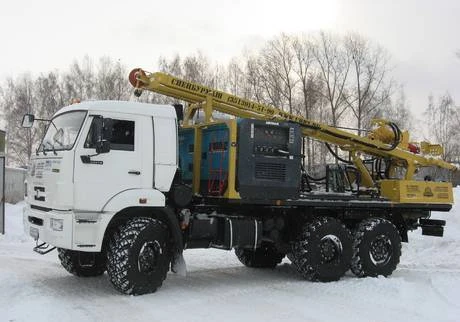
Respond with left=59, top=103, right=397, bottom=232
left=379, top=180, right=453, bottom=204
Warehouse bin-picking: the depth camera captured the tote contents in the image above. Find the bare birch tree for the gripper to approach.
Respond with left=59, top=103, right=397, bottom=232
left=425, top=93, right=460, bottom=161
left=378, top=84, right=412, bottom=131
left=258, top=34, right=298, bottom=112
left=292, top=34, right=321, bottom=169
left=95, top=57, right=130, bottom=100
left=0, top=75, right=40, bottom=166
left=314, top=31, right=351, bottom=128
left=226, top=58, right=244, bottom=96
left=62, top=55, right=96, bottom=101
left=35, top=71, right=65, bottom=119
left=313, top=32, right=351, bottom=161
left=242, top=55, right=265, bottom=103
left=344, top=33, right=393, bottom=134
left=159, top=54, right=182, bottom=77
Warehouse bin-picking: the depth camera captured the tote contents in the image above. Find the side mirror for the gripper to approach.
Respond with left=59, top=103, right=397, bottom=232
left=96, top=140, right=111, bottom=154
left=93, top=116, right=112, bottom=154
left=22, top=114, right=35, bottom=128
left=102, top=118, right=113, bottom=141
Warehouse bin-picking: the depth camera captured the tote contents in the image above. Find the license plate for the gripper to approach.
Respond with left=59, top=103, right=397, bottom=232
left=30, top=227, right=39, bottom=240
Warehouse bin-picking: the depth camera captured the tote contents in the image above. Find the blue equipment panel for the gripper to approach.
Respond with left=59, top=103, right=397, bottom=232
left=178, top=124, right=229, bottom=194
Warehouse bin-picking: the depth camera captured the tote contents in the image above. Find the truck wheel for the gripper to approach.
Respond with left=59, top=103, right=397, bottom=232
left=57, top=249, right=106, bottom=277
left=291, top=217, right=353, bottom=282
left=106, top=217, right=171, bottom=295
left=235, top=243, right=284, bottom=268
left=351, top=218, right=401, bottom=277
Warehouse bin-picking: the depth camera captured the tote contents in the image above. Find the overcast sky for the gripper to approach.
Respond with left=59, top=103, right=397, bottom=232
left=1, top=0, right=459, bottom=119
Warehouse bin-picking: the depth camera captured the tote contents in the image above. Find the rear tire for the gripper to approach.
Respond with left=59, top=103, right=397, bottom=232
left=235, top=243, right=284, bottom=268
left=57, top=249, right=106, bottom=277
left=106, top=217, right=171, bottom=295
left=351, top=218, right=401, bottom=277
left=291, top=217, right=353, bottom=282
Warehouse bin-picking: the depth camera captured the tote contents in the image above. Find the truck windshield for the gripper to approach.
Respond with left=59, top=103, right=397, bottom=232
left=40, top=111, right=87, bottom=152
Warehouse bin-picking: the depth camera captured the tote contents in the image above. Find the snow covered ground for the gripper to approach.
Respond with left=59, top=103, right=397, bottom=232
left=2, top=196, right=460, bottom=322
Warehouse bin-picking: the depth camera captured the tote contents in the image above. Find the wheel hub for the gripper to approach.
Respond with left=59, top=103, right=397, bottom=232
left=138, top=241, right=162, bottom=274
left=369, top=234, right=392, bottom=266
left=320, top=235, right=343, bottom=263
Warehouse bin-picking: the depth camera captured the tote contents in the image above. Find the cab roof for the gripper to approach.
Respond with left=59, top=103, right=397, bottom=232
left=55, top=100, right=177, bottom=119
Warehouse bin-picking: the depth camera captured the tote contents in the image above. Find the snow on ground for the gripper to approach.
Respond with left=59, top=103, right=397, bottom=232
left=2, top=196, right=460, bottom=322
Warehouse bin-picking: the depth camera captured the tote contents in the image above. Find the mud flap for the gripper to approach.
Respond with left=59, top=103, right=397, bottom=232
left=161, top=207, right=187, bottom=275
left=171, top=253, right=187, bottom=276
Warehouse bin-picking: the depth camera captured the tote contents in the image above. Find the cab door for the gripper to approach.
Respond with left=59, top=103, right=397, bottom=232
left=73, top=112, right=150, bottom=212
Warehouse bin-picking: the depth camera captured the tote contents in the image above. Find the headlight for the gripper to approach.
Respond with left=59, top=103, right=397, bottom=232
left=50, top=218, right=64, bottom=231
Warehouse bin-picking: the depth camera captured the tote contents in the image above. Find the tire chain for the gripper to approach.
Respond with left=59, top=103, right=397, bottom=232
left=351, top=217, right=402, bottom=277
left=106, top=217, right=168, bottom=294
left=57, top=248, right=106, bottom=277
left=291, top=217, right=351, bottom=281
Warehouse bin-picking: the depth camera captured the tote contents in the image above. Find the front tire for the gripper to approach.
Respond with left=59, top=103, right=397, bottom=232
left=57, top=249, right=106, bottom=277
left=106, top=217, right=171, bottom=295
left=291, top=217, right=353, bottom=282
left=235, top=243, right=284, bottom=268
left=351, top=218, right=402, bottom=277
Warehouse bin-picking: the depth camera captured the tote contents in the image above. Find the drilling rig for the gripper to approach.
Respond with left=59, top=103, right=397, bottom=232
left=21, top=68, right=457, bottom=295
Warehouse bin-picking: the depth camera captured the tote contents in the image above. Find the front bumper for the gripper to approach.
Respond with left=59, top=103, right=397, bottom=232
left=23, top=204, right=113, bottom=252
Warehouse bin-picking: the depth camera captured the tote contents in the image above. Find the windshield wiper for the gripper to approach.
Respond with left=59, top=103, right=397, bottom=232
left=43, top=141, right=57, bottom=156
left=36, top=142, right=46, bottom=156
left=35, top=118, right=60, bottom=156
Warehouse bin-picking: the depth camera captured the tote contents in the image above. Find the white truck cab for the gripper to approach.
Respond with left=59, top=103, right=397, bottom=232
left=23, top=100, right=178, bottom=252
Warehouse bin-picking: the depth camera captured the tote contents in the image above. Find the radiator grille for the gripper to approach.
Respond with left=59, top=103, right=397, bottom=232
left=255, top=163, right=286, bottom=181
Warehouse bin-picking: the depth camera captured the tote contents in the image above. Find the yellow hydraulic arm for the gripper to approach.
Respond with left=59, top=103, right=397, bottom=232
left=129, top=68, right=457, bottom=202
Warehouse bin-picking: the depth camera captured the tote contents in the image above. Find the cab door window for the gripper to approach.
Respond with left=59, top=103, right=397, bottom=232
left=85, top=118, right=135, bottom=151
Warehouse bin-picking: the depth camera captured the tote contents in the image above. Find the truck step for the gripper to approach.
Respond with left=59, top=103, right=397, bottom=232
left=33, top=241, right=56, bottom=255
left=421, top=225, right=444, bottom=237
left=419, top=218, right=446, bottom=226
left=420, top=219, right=445, bottom=237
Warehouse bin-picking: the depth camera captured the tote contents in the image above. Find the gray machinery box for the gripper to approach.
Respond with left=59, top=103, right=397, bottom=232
left=237, top=119, right=302, bottom=200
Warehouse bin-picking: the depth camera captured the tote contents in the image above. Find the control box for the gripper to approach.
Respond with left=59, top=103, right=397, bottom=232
left=237, top=119, right=302, bottom=200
